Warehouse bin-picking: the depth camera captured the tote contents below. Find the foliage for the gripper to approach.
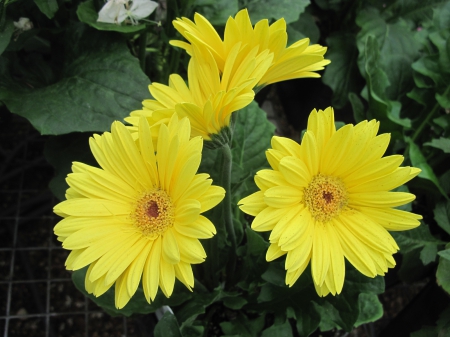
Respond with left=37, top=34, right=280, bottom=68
left=1, top=0, right=450, bottom=336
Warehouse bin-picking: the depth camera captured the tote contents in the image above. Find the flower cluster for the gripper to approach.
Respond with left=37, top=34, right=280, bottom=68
left=54, top=8, right=422, bottom=309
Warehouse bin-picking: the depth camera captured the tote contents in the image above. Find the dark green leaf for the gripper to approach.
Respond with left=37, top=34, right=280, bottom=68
left=408, top=139, right=448, bottom=198
left=34, top=0, right=58, bottom=19
left=348, top=93, right=365, bottom=123
left=154, top=312, right=182, bottom=337
left=286, top=10, right=320, bottom=45
left=247, top=0, right=310, bottom=24
left=0, top=24, right=150, bottom=135
left=220, top=312, right=265, bottom=337
left=322, top=32, right=362, bottom=109
left=363, top=36, right=411, bottom=129
left=355, top=293, right=383, bottom=326
left=0, top=18, right=13, bottom=55
left=392, top=224, right=444, bottom=265
left=438, top=249, right=450, bottom=261
left=424, top=137, right=450, bottom=153
left=437, top=243, right=450, bottom=294
left=261, top=320, right=293, bottom=337
left=72, top=267, right=192, bottom=317
left=383, top=0, right=448, bottom=23
left=197, top=0, right=238, bottom=26
left=223, top=296, right=248, bottom=310
left=434, top=201, right=450, bottom=235
left=295, top=305, right=320, bottom=337
left=77, top=0, right=146, bottom=33
left=245, top=227, right=268, bottom=256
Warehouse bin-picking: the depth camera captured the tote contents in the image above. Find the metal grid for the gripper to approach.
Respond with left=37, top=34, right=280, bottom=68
left=0, top=112, right=152, bottom=337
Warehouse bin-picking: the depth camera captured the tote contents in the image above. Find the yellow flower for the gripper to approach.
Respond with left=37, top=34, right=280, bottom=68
left=238, top=107, right=422, bottom=296
left=170, top=9, right=330, bottom=89
left=54, top=115, right=225, bottom=309
left=125, top=42, right=272, bottom=146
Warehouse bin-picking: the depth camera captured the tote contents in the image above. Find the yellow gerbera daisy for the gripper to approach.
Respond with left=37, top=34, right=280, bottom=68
left=54, top=115, right=225, bottom=309
left=125, top=42, right=272, bottom=146
left=170, top=9, right=330, bottom=89
left=238, top=107, right=422, bottom=296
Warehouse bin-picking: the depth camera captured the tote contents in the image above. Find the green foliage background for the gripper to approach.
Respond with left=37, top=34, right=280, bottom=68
left=1, top=0, right=450, bottom=336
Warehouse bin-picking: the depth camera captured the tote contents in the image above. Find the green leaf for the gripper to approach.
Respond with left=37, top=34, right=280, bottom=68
left=0, top=18, right=14, bottom=55
left=220, top=313, right=265, bottom=337
left=196, top=0, right=238, bottom=26
left=322, top=32, right=362, bottom=109
left=77, top=0, right=146, bottom=33
left=245, top=227, right=268, bottom=256
left=34, top=0, right=58, bottom=19
left=223, top=296, right=248, bottom=310
left=408, top=139, right=449, bottom=198
left=246, top=0, right=310, bottom=24
left=438, top=249, right=450, bottom=261
left=295, top=305, right=320, bottom=337
left=154, top=312, right=182, bottom=337
left=434, top=201, right=450, bottom=235
left=261, top=320, right=293, bottom=337
left=0, top=24, right=150, bottom=135
left=383, top=0, right=448, bottom=23
left=232, top=101, right=275, bottom=199
left=355, top=293, right=383, bottom=326
left=286, top=10, right=320, bottom=45
left=424, top=137, right=450, bottom=153
left=392, top=224, right=444, bottom=265
left=348, top=93, right=365, bottom=123
left=72, top=267, right=192, bottom=317
left=437, top=243, right=450, bottom=294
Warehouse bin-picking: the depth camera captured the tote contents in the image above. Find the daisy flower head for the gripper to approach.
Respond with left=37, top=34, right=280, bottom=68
left=125, top=41, right=273, bottom=147
left=238, top=107, right=422, bottom=296
left=54, top=115, right=225, bottom=309
left=170, top=9, right=330, bottom=90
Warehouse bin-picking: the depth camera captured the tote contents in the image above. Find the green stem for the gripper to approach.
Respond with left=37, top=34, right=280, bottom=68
left=138, top=30, right=147, bottom=73
left=221, top=143, right=236, bottom=287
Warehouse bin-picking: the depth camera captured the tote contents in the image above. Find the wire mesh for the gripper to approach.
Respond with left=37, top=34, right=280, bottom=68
left=0, top=112, right=156, bottom=337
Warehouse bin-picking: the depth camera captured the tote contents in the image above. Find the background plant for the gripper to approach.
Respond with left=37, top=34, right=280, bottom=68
left=1, top=0, right=449, bottom=336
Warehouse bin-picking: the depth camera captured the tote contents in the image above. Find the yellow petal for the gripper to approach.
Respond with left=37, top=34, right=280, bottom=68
left=162, top=228, right=181, bottom=264
left=264, top=186, right=302, bottom=208
left=239, top=191, right=266, bottom=216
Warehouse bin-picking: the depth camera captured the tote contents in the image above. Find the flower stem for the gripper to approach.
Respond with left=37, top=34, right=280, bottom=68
left=138, top=30, right=147, bottom=73
left=221, top=143, right=236, bottom=287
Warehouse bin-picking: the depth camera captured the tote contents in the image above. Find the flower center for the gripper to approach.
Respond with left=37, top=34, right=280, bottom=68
left=132, top=189, right=174, bottom=238
left=303, top=174, right=348, bottom=223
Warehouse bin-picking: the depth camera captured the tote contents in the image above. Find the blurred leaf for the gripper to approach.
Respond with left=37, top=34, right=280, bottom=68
left=438, top=248, right=450, bottom=261
left=77, top=0, right=146, bottom=33
left=154, top=312, right=182, bottom=337
left=246, top=0, right=310, bottom=24
left=424, top=137, right=450, bottom=153
left=323, top=32, right=362, bottom=109
left=356, top=8, right=420, bottom=99
left=434, top=201, right=450, bottom=235
left=382, top=0, right=447, bottom=23
left=44, top=132, right=96, bottom=200
left=355, top=293, right=383, bottom=326
left=261, top=320, right=293, bottom=337
left=72, top=267, right=192, bottom=317
left=363, top=35, right=411, bottom=129
left=295, top=305, right=320, bottom=337
left=223, top=296, right=248, bottom=310
left=220, top=313, right=265, bottom=337
left=286, top=10, right=319, bottom=45
left=0, top=18, right=13, bottom=55
left=392, top=224, right=444, bottom=265
left=34, top=0, right=58, bottom=19
left=0, top=24, right=150, bottom=135
left=437, top=243, right=450, bottom=294
left=246, top=227, right=268, bottom=256
left=197, top=0, right=238, bottom=26
left=408, top=139, right=449, bottom=198
left=348, top=92, right=365, bottom=123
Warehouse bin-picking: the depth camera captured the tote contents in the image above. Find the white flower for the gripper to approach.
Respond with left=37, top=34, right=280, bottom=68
left=14, top=17, right=33, bottom=31
left=125, top=0, right=159, bottom=25
left=97, top=0, right=158, bottom=25
left=97, top=0, right=127, bottom=24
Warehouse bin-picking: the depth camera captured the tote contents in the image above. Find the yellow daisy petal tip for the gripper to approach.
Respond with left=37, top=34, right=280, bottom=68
left=239, top=106, right=422, bottom=296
